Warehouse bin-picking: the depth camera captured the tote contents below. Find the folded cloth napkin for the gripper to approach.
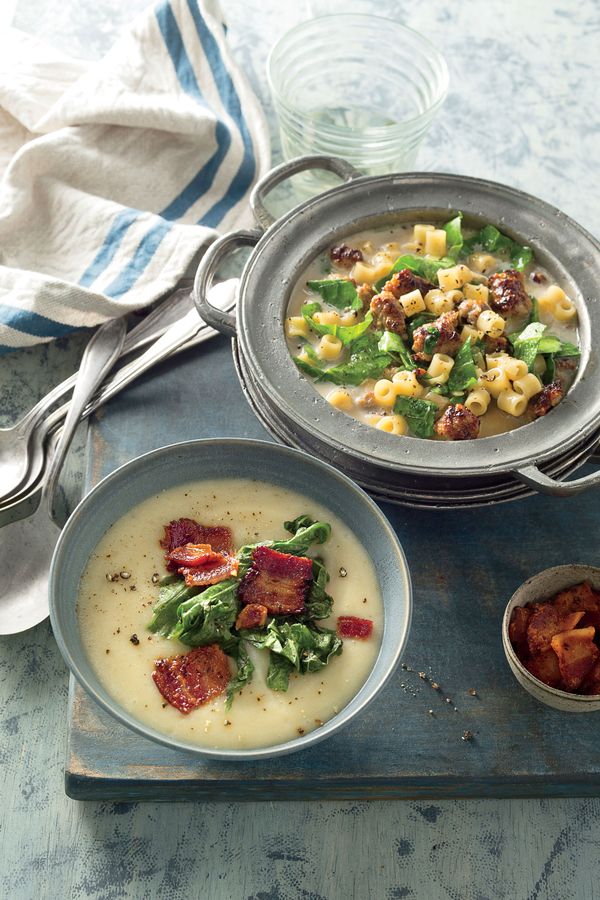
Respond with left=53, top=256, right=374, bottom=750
left=0, top=0, right=270, bottom=353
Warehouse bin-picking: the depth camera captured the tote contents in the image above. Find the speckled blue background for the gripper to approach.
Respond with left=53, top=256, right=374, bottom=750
left=2, top=1, right=600, bottom=897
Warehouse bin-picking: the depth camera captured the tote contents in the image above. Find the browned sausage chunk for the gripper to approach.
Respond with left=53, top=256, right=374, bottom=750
left=529, top=381, right=563, bottom=418
left=434, top=403, right=481, bottom=440
left=330, top=244, right=363, bottom=267
left=483, top=334, right=510, bottom=355
left=487, top=269, right=532, bottom=317
left=457, top=298, right=488, bottom=325
left=370, top=269, right=437, bottom=337
left=412, top=310, right=461, bottom=361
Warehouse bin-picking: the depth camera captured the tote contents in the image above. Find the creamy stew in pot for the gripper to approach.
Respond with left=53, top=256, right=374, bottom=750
left=286, top=216, right=579, bottom=441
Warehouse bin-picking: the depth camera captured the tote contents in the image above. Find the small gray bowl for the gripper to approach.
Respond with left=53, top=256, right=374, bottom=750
left=49, top=439, right=412, bottom=760
left=502, top=564, right=600, bottom=712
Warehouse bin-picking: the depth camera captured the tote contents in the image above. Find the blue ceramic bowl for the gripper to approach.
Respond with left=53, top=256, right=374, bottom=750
left=49, top=439, right=411, bottom=760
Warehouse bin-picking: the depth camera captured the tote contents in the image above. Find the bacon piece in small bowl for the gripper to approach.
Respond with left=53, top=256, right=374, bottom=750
left=503, top=565, right=600, bottom=712
left=152, top=644, right=231, bottom=714
left=238, top=546, right=313, bottom=616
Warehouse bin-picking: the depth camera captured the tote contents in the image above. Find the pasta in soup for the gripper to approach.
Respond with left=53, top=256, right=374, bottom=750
left=286, top=215, right=580, bottom=441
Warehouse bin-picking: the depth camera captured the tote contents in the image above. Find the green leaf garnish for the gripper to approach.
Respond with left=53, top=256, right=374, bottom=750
left=447, top=338, right=478, bottom=395
left=307, top=279, right=362, bottom=310
left=378, top=331, right=417, bottom=370
left=442, top=213, right=463, bottom=260
left=302, top=302, right=373, bottom=345
left=394, top=396, right=438, bottom=438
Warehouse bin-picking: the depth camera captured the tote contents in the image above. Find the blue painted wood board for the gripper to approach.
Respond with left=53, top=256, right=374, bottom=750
left=66, top=335, right=600, bottom=800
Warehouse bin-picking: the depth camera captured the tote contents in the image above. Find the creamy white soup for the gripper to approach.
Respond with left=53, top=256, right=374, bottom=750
left=286, top=218, right=579, bottom=441
left=77, top=479, right=382, bottom=750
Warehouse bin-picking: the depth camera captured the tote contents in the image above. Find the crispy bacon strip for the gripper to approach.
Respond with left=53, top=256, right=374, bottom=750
left=152, top=644, right=230, bottom=713
left=235, top=603, right=268, bottom=630
left=551, top=627, right=600, bottom=691
left=166, top=542, right=238, bottom=587
left=238, top=546, right=313, bottom=616
left=337, top=616, right=373, bottom=639
left=161, top=519, right=233, bottom=570
left=168, top=544, right=225, bottom=567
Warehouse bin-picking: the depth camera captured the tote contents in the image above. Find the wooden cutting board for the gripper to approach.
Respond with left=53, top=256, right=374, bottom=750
left=66, top=335, right=600, bottom=799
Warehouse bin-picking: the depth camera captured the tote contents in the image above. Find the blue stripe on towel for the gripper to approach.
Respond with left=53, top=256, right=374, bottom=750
left=78, top=209, right=141, bottom=288
left=102, top=220, right=173, bottom=299
left=0, top=305, right=77, bottom=339
left=185, top=0, right=256, bottom=226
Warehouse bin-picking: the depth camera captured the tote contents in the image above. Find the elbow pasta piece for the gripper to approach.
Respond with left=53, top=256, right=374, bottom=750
left=476, top=310, right=505, bottom=338
left=461, top=324, right=483, bottom=344
left=313, top=310, right=341, bottom=326
left=502, top=357, right=528, bottom=382
left=497, top=389, right=528, bottom=417
left=425, top=229, right=447, bottom=259
left=437, top=265, right=473, bottom=292
left=425, top=289, right=455, bottom=315
left=327, top=388, right=354, bottom=411
left=512, top=373, right=543, bottom=399
left=392, top=370, right=426, bottom=397
left=376, top=414, right=408, bottom=435
left=424, top=390, right=451, bottom=411
left=351, top=261, right=375, bottom=283
left=465, top=387, right=491, bottom=416
left=538, top=285, right=578, bottom=322
left=413, top=224, right=435, bottom=244
left=482, top=366, right=511, bottom=398
left=444, top=289, right=464, bottom=304
left=286, top=316, right=309, bottom=338
left=463, top=283, right=489, bottom=303
left=485, top=352, right=509, bottom=369
left=468, top=252, right=497, bottom=274
left=373, top=379, right=397, bottom=408
left=427, top=353, right=455, bottom=384
left=400, top=289, right=426, bottom=316
left=318, top=334, right=343, bottom=360
left=340, top=311, right=360, bottom=327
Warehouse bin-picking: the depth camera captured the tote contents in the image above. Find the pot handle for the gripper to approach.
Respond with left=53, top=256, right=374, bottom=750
left=193, top=229, right=261, bottom=338
left=250, top=155, right=363, bottom=230
left=516, top=458, right=600, bottom=497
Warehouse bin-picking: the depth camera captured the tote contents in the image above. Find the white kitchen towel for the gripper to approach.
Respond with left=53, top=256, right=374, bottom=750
left=0, top=0, right=270, bottom=353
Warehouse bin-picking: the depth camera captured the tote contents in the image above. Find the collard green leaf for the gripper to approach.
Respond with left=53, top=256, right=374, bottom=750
left=447, top=338, right=478, bottom=395
left=266, top=653, right=294, bottom=691
left=306, top=279, right=362, bottom=310
left=225, top=641, right=255, bottom=709
left=543, top=354, right=556, bottom=385
left=302, top=302, right=373, bottom=345
left=462, top=223, right=533, bottom=272
left=443, top=213, right=463, bottom=260
left=510, top=321, right=546, bottom=372
left=147, top=580, right=200, bottom=636
left=303, top=558, right=333, bottom=620
left=394, top=396, right=438, bottom=438
left=170, top=578, right=239, bottom=646
left=295, top=345, right=392, bottom=386
left=378, top=330, right=417, bottom=370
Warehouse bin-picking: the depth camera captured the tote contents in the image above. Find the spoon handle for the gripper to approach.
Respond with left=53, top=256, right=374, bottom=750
left=42, top=318, right=127, bottom=522
left=14, top=286, right=194, bottom=436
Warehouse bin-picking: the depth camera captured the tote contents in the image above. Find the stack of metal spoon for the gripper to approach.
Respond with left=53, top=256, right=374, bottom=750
left=0, top=279, right=236, bottom=635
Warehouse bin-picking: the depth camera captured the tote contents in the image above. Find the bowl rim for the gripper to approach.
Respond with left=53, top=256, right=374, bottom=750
left=502, top=563, right=600, bottom=704
left=49, top=437, right=412, bottom=760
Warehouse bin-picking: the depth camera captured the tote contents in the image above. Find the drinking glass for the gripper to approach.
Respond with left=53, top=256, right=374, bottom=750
left=268, top=15, right=449, bottom=190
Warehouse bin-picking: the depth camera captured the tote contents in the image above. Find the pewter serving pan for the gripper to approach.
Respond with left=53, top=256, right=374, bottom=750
left=195, top=155, right=600, bottom=507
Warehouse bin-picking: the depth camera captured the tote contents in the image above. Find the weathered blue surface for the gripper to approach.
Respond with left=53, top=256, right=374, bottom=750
left=2, top=0, right=600, bottom=897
